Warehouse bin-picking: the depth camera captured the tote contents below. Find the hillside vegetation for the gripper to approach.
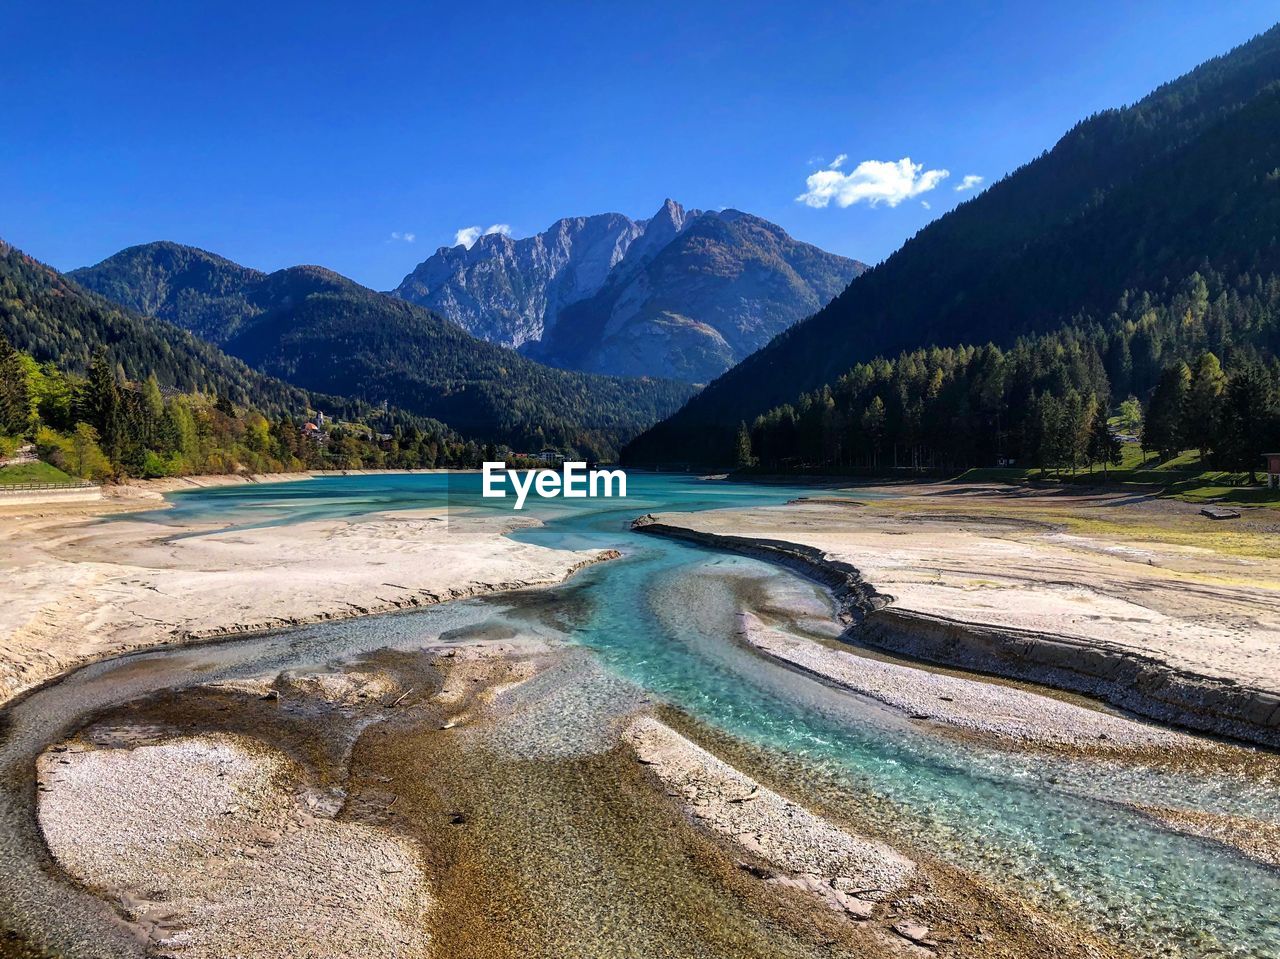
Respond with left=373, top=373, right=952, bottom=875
left=0, top=333, right=482, bottom=480
left=0, top=241, right=498, bottom=477
left=72, top=243, right=695, bottom=459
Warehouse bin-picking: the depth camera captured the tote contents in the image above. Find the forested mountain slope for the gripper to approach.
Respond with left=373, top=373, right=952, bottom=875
left=2, top=239, right=307, bottom=414
left=72, top=243, right=694, bottom=458
left=1, top=239, right=456, bottom=443
left=625, top=24, right=1280, bottom=464
left=69, top=241, right=264, bottom=343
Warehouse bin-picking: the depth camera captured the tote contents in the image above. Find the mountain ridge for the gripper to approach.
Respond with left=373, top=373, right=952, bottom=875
left=393, top=199, right=865, bottom=381
left=0, top=238, right=445, bottom=435
left=392, top=210, right=650, bottom=348
left=526, top=208, right=863, bottom=382
left=69, top=242, right=694, bottom=459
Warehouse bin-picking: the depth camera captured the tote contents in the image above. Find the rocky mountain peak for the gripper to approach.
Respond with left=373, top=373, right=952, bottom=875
left=391, top=210, right=650, bottom=348
left=391, top=202, right=863, bottom=379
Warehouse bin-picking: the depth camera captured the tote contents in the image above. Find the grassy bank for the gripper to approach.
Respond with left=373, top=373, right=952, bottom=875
left=0, top=461, right=75, bottom=485
left=953, top=443, right=1280, bottom=507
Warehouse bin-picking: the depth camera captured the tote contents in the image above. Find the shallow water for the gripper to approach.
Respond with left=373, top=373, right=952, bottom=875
left=4, top=472, right=1280, bottom=957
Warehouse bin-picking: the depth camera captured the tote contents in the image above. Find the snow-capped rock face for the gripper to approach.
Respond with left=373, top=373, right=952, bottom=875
left=392, top=210, right=653, bottom=348
left=392, top=200, right=865, bottom=380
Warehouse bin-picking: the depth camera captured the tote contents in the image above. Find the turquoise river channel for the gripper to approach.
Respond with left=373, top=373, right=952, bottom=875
left=0, top=472, right=1277, bottom=958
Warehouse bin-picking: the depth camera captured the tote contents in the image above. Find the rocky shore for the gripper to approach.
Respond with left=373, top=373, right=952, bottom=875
left=25, top=637, right=1144, bottom=959
left=623, top=716, right=917, bottom=911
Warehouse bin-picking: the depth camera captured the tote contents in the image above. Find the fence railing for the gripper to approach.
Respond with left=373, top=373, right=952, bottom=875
left=0, top=481, right=99, bottom=493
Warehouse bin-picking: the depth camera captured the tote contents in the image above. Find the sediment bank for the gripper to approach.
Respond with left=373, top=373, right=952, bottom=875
left=633, top=504, right=1280, bottom=748
left=0, top=486, right=617, bottom=708
left=866, top=607, right=1280, bottom=748
left=632, top=513, right=890, bottom=622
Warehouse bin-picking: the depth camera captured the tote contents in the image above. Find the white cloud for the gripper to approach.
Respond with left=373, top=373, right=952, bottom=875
left=796, top=157, right=950, bottom=209
left=389, top=231, right=416, bottom=243
left=454, top=223, right=512, bottom=249
left=954, top=174, right=984, bottom=192
left=830, top=153, right=848, bottom=170
left=920, top=200, right=931, bottom=210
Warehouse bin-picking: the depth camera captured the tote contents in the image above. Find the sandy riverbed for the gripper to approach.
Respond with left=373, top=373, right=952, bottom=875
left=0, top=479, right=615, bottom=707
left=30, top=641, right=1136, bottom=959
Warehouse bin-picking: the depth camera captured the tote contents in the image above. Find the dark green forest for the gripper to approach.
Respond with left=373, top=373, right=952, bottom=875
left=0, top=240, right=527, bottom=476
left=626, top=24, right=1280, bottom=465
left=737, top=270, right=1280, bottom=480
left=1, top=240, right=309, bottom=413
left=0, top=333, right=490, bottom=479
left=71, top=242, right=695, bottom=460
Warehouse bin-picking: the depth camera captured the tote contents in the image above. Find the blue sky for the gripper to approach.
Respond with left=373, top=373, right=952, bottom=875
left=3, top=1, right=1278, bottom=290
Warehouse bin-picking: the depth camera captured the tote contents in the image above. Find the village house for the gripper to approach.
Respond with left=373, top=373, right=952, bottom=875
left=302, top=422, right=327, bottom=444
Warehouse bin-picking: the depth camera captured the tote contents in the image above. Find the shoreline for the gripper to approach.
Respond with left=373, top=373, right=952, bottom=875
left=866, top=607, right=1280, bottom=748
left=633, top=509, right=1280, bottom=748
left=632, top=513, right=892, bottom=622
left=120, top=467, right=457, bottom=494
left=731, top=610, right=1214, bottom=757
left=8, top=477, right=1277, bottom=744
left=0, top=468, right=468, bottom=513
left=0, top=547, right=620, bottom=716
left=0, top=480, right=617, bottom=709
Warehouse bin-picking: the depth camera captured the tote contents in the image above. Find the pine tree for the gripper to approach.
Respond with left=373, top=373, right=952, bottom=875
left=1040, top=394, right=1068, bottom=475
left=1087, top=406, right=1122, bottom=478
left=142, top=374, right=164, bottom=418
left=84, top=349, right=124, bottom=463
left=1216, top=363, right=1275, bottom=482
left=1184, top=352, right=1226, bottom=461
left=1142, top=362, right=1191, bottom=460
left=734, top=421, right=755, bottom=469
left=0, top=335, right=31, bottom=435
left=1065, top=391, right=1091, bottom=472
left=861, top=397, right=886, bottom=467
